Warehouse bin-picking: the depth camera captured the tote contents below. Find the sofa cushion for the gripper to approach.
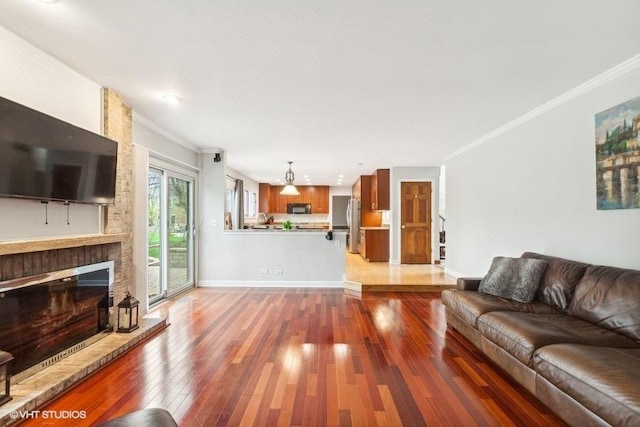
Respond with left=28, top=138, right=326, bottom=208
left=441, top=289, right=561, bottom=328
left=522, top=252, right=589, bottom=311
left=568, top=264, right=640, bottom=343
left=478, top=311, right=639, bottom=366
left=533, top=344, right=640, bottom=426
left=478, top=257, right=547, bottom=303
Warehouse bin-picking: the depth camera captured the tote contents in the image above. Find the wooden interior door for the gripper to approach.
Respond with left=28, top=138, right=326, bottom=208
left=401, top=182, right=432, bottom=264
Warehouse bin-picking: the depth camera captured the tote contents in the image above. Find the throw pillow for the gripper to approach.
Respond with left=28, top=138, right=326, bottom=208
left=478, top=257, right=548, bottom=303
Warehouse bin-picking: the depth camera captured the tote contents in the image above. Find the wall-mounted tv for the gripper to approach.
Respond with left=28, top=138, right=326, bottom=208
left=0, top=96, right=117, bottom=205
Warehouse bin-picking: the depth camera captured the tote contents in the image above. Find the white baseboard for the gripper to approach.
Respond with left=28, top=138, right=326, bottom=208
left=197, top=280, right=344, bottom=288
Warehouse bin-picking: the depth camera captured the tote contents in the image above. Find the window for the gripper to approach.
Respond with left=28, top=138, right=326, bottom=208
left=249, top=192, right=257, bottom=217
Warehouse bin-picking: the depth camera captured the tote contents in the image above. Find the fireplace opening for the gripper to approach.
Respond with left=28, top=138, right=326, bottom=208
left=0, top=261, right=114, bottom=375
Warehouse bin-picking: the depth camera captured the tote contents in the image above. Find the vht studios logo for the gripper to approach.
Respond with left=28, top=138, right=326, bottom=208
left=10, top=410, right=87, bottom=420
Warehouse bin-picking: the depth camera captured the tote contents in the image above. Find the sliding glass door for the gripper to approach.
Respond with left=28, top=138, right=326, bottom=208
left=148, top=168, right=163, bottom=303
left=167, top=175, right=193, bottom=293
left=148, top=167, right=195, bottom=304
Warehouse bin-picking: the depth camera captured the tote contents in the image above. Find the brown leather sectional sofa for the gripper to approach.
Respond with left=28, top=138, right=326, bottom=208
left=441, top=252, right=640, bottom=426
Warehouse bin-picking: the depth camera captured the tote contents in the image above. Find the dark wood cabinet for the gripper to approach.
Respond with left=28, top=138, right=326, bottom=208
left=268, top=185, right=285, bottom=213
left=311, top=186, right=329, bottom=213
left=359, top=228, right=389, bottom=262
left=259, top=184, right=329, bottom=214
left=296, top=186, right=309, bottom=204
left=258, top=183, right=271, bottom=213
left=358, top=175, right=382, bottom=227
left=371, top=169, right=390, bottom=211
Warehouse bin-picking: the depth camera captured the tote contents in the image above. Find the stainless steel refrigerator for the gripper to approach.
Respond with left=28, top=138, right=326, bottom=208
left=346, top=198, right=361, bottom=253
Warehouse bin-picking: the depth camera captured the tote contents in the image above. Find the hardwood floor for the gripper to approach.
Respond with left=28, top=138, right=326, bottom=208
left=22, top=288, right=565, bottom=426
left=345, top=252, right=456, bottom=291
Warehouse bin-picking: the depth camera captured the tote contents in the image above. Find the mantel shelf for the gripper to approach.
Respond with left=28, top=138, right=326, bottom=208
left=0, top=233, right=129, bottom=256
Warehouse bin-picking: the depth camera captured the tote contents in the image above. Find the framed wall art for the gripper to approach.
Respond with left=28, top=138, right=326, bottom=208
left=595, top=95, right=640, bottom=210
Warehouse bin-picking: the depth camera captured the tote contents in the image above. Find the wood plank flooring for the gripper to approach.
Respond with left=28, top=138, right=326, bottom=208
left=21, top=288, right=565, bottom=426
left=345, top=253, right=456, bottom=289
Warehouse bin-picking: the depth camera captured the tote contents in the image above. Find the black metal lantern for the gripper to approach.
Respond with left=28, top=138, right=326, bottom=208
left=117, top=291, right=139, bottom=333
left=0, top=351, right=13, bottom=406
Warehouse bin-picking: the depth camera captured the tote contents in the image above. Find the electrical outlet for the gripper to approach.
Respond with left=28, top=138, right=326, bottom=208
left=275, top=269, right=284, bottom=275
left=211, top=219, right=218, bottom=227
left=260, top=268, right=268, bottom=274
left=334, top=240, right=340, bottom=247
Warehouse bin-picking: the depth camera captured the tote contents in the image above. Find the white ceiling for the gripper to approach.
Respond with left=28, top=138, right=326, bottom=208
left=1, top=1, right=640, bottom=186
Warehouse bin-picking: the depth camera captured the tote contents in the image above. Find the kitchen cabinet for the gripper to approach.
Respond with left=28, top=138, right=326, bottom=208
left=357, top=175, right=382, bottom=227
left=309, top=186, right=329, bottom=213
left=296, top=186, right=309, bottom=204
left=266, top=186, right=284, bottom=213
left=260, top=184, right=329, bottom=214
left=359, top=228, right=389, bottom=262
left=371, top=169, right=390, bottom=211
left=276, top=187, right=288, bottom=213
left=259, top=183, right=271, bottom=213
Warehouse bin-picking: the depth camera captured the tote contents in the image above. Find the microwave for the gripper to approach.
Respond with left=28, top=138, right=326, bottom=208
left=287, top=203, right=311, bottom=214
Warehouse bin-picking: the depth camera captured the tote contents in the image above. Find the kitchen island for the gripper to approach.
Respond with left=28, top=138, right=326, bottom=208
left=198, top=230, right=346, bottom=287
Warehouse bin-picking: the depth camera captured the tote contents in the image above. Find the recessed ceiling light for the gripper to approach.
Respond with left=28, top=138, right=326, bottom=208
left=162, top=94, right=180, bottom=105
left=338, top=174, right=344, bottom=178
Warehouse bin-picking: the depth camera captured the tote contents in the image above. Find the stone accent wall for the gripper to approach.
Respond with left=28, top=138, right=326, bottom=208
left=102, top=88, right=134, bottom=303
left=0, top=244, right=121, bottom=281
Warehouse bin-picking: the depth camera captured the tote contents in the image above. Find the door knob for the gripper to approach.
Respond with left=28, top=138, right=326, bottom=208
left=401, top=225, right=405, bottom=229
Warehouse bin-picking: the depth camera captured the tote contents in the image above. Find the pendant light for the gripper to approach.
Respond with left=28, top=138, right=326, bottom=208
left=280, top=161, right=300, bottom=196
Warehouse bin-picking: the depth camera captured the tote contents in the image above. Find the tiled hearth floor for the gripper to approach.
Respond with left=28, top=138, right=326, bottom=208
left=344, top=252, right=456, bottom=293
left=0, top=317, right=167, bottom=427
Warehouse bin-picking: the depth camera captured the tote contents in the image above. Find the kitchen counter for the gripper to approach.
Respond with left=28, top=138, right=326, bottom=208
left=227, top=228, right=346, bottom=234
left=202, top=228, right=346, bottom=286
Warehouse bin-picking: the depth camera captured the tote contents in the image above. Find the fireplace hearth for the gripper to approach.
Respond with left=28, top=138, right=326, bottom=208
left=0, top=261, right=114, bottom=375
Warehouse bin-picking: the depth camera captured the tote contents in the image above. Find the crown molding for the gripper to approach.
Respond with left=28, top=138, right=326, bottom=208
left=132, top=112, right=199, bottom=152
left=445, top=54, right=640, bottom=162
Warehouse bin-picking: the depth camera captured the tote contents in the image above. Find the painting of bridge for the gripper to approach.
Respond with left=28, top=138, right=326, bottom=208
left=595, top=95, right=640, bottom=210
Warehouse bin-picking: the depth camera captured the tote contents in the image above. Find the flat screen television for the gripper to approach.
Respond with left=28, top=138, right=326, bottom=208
left=0, top=96, right=117, bottom=205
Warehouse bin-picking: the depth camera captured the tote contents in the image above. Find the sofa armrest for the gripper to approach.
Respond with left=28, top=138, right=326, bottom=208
left=457, top=277, right=483, bottom=291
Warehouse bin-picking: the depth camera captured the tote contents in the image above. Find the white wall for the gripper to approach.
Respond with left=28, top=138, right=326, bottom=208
left=445, top=62, right=640, bottom=277
left=330, top=186, right=352, bottom=197
left=389, top=166, right=441, bottom=264
left=198, top=231, right=346, bottom=286
left=133, top=117, right=199, bottom=169
left=132, top=144, right=150, bottom=315
left=198, top=153, right=345, bottom=285
left=0, top=25, right=102, bottom=239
